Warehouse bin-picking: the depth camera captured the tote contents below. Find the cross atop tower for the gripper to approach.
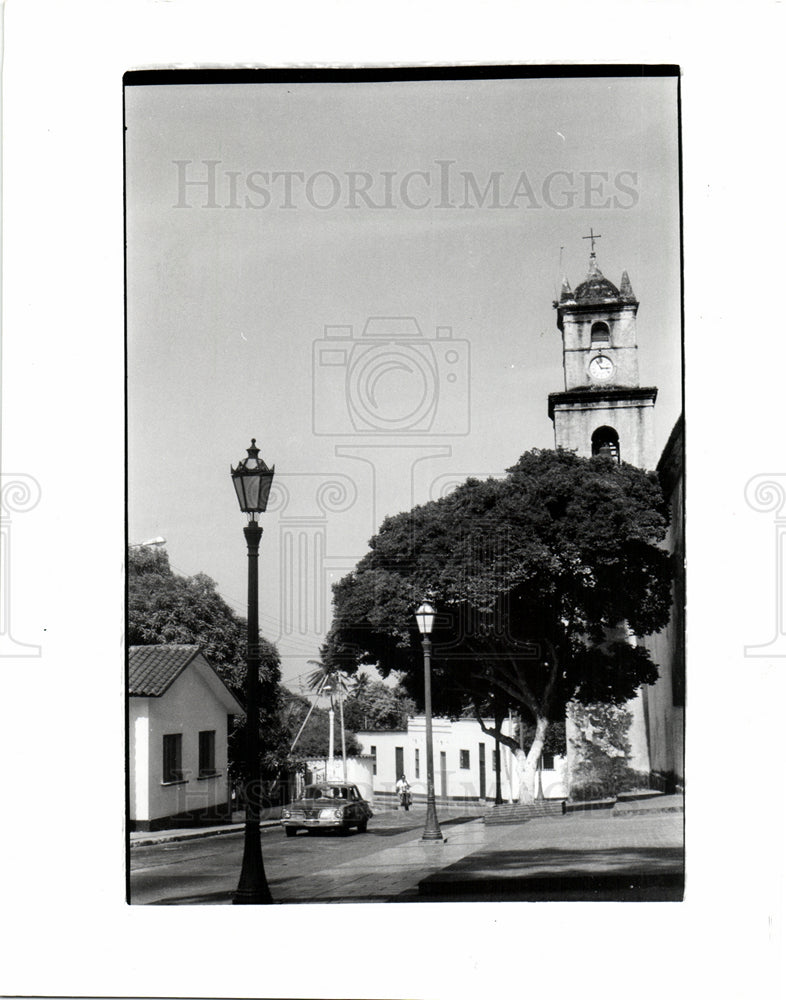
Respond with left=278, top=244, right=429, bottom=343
left=582, top=228, right=602, bottom=255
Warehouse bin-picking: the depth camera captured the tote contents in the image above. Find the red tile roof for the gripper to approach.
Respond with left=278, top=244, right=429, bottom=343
left=128, top=644, right=201, bottom=696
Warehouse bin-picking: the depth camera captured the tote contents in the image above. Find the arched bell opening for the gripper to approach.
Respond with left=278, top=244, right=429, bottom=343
left=590, top=321, right=610, bottom=347
left=591, top=425, right=620, bottom=463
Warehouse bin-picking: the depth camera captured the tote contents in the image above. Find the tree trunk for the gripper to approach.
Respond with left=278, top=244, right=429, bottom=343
left=516, top=715, right=549, bottom=803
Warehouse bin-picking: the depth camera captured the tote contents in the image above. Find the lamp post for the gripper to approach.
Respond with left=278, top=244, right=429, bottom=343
left=231, top=438, right=275, bottom=905
left=415, top=602, right=444, bottom=842
left=324, top=681, right=336, bottom=776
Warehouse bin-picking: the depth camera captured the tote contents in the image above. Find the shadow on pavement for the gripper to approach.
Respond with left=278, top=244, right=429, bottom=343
left=446, top=844, right=684, bottom=873
left=417, top=845, right=684, bottom=902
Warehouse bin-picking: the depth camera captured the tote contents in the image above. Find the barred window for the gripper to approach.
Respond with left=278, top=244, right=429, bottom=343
left=199, top=730, right=216, bottom=776
left=162, top=733, right=182, bottom=782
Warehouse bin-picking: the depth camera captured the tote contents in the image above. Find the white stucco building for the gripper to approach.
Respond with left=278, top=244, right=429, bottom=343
left=302, top=755, right=375, bottom=802
left=641, top=416, right=685, bottom=788
left=128, top=644, right=242, bottom=831
left=356, top=716, right=567, bottom=803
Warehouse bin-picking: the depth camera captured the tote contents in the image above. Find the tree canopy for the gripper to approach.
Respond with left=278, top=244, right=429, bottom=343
left=342, top=676, right=416, bottom=732
left=128, top=546, right=280, bottom=692
left=325, top=448, right=672, bottom=798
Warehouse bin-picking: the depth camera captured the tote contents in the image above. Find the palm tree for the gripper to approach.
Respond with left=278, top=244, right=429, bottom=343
left=306, top=656, right=355, bottom=781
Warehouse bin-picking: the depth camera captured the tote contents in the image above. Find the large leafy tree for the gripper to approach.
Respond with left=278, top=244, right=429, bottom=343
left=326, top=449, right=672, bottom=801
left=342, top=676, right=417, bottom=732
left=128, top=545, right=289, bottom=775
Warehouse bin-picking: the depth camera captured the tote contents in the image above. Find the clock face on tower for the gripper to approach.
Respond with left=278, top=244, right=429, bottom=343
left=589, top=355, right=615, bottom=382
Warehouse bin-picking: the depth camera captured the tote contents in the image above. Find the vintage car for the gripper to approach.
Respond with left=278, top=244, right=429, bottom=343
left=280, top=782, right=373, bottom=836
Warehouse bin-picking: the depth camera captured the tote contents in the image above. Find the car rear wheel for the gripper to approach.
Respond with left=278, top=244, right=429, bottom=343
left=285, top=827, right=297, bottom=837
left=357, top=820, right=368, bottom=833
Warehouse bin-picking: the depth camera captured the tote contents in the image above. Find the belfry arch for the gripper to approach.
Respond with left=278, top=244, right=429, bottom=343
left=591, top=425, right=620, bottom=462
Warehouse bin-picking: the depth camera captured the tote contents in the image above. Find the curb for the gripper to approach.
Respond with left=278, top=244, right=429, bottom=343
left=613, top=805, right=684, bottom=817
left=130, top=820, right=279, bottom=849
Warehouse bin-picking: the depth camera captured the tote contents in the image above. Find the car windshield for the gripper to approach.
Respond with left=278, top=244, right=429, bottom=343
left=303, top=785, right=349, bottom=799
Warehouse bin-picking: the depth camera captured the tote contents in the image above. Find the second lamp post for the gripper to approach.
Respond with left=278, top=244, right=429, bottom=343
left=415, top=601, right=444, bottom=843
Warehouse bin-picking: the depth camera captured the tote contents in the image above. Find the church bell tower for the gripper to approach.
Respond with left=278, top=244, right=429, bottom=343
left=548, top=231, right=657, bottom=468
left=549, top=232, right=658, bottom=783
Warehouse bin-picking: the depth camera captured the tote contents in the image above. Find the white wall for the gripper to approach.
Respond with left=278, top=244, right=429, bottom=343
left=130, top=706, right=149, bottom=821
left=130, top=656, right=240, bottom=824
left=642, top=433, right=685, bottom=781
left=304, top=755, right=375, bottom=803
left=357, top=717, right=567, bottom=801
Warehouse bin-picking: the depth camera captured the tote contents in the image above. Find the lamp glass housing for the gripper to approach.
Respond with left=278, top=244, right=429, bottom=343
left=231, top=439, right=275, bottom=515
left=415, top=602, right=435, bottom=635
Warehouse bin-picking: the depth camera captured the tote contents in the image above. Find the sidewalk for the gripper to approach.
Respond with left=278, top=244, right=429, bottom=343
left=130, top=817, right=261, bottom=849
left=277, top=808, right=684, bottom=904
left=415, top=809, right=683, bottom=901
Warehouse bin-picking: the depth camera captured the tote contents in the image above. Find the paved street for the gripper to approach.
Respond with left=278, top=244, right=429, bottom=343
left=129, top=801, right=683, bottom=904
left=129, top=805, right=484, bottom=904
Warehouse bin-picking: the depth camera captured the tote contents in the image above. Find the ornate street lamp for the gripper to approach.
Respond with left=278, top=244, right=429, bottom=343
left=231, top=438, right=275, bottom=904
left=415, top=602, right=445, bottom=843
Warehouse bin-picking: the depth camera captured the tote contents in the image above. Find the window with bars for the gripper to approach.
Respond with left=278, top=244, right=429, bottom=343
left=370, top=746, right=377, bottom=775
left=199, top=730, right=217, bottom=776
left=415, top=748, right=420, bottom=779
left=162, top=733, right=183, bottom=783
left=459, top=749, right=470, bottom=770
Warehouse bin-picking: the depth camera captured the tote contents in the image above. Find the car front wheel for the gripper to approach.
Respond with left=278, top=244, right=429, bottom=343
left=285, top=827, right=297, bottom=837
left=357, top=820, right=368, bottom=833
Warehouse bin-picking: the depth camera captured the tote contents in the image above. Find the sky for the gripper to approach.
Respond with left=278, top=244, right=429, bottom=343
left=125, top=72, right=681, bottom=691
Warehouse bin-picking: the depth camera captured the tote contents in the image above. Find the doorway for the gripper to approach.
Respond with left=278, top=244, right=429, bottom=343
left=395, top=746, right=404, bottom=781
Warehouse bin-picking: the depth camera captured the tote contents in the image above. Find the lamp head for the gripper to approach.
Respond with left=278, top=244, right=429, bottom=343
left=415, top=601, right=436, bottom=636
left=231, top=438, right=275, bottom=519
